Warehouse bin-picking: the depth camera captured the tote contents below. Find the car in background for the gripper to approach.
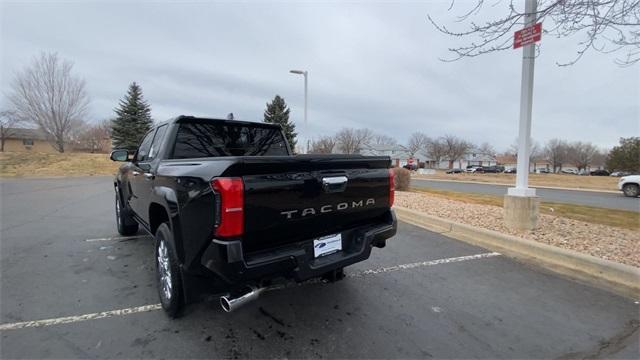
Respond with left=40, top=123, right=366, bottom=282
left=618, top=175, right=640, bottom=197
left=504, top=168, right=516, bottom=174
left=561, top=169, right=578, bottom=175
left=536, top=168, right=550, bottom=174
left=590, top=169, right=610, bottom=176
left=465, top=166, right=484, bottom=173
left=482, top=165, right=505, bottom=173
left=446, top=168, right=463, bottom=174
left=610, top=171, right=631, bottom=177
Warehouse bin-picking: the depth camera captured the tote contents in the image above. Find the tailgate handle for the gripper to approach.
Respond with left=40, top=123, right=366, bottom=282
left=322, top=176, right=348, bottom=193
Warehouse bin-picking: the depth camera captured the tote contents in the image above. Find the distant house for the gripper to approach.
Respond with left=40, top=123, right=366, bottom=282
left=358, top=144, right=502, bottom=170
left=71, top=136, right=112, bottom=154
left=496, top=154, right=555, bottom=172
left=1, top=128, right=55, bottom=153
left=438, top=151, right=497, bottom=169
left=2, top=127, right=112, bottom=154
left=360, top=144, right=413, bottom=167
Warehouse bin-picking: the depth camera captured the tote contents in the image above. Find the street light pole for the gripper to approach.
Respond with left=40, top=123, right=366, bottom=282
left=508, top=0, right=537, bottom=198
left=504, top=0, right=540, bottom=231
left=290, top=69, right=308, bottom=153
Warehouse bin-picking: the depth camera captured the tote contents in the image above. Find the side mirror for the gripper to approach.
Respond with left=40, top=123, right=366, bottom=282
left=110, top=149, right=129, bottom=162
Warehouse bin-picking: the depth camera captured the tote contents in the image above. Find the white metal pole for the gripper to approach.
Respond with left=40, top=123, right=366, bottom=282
left=304, top=71, right=308, bottom=153
left=508, top=0, right=537, bottom=197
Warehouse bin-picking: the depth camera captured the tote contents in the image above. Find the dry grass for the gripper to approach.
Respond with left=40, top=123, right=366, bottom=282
left=0, top=152, right=119, bottom=177
left=415, top=171, right=618, bottom=191
left=411, top=187, right=640, bottom=231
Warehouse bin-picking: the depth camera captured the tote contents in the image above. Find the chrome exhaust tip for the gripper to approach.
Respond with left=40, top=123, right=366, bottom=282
left=220, top=285, right=264, bottom=313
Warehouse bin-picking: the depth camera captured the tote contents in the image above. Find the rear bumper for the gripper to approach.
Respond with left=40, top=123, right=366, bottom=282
left=201, top=210, right=397, bottom=284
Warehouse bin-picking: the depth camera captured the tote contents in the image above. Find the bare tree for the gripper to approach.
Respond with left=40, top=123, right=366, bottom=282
left=429, top=0, right=640, bottom=66
left=544, top=138, right=569, bottom=172
left=442, top=134, right=473, bottom=168
left=477, top=142, right=496, bottom=156
left=335, top=128, right=373, bottom=154
left=509, top=138, right=542, bottom=167
left=372, top=133, right=398, bottom=145
left=8, top=52, right=90, bottom=152
left=407, top=132, right=430, bottom=155
left=309, top=135, right=337, bottom=154
left=591, top=148, right=609, bottom=169
left=567, top=141, right=599, bottom=171
left=0, top=109, right=24, bottom=152
left=426, top=137, right=448, bottom=167
left=77, top=120, right=111, bottom=153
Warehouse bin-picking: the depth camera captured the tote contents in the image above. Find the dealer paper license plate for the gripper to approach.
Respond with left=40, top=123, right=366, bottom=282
left=313, top=233, right=342, bottom=258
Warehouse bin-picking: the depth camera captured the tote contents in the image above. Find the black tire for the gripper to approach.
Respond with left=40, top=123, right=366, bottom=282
left=155, top=223, right=184, bottom=318
left=622, top=183, right=640, bottom=198
left=115, top=191, right=138, bottom=236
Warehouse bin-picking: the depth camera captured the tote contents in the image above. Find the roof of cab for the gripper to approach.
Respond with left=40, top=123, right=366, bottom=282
left=161, top=115, right=281, bottom=129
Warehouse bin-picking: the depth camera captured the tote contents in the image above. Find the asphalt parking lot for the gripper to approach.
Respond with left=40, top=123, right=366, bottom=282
left=1, top=176, right=638, bottom=359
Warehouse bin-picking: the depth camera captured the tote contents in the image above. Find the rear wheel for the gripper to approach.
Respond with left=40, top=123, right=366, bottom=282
left=155, top=223, right=184, bottom=318
left=115, top=191, right=138, bottom=235
left=623, top=183, right=639, bottom=197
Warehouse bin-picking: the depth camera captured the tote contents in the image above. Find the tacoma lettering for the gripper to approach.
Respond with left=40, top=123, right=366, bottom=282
left=280, top=198, right=376, bottom=219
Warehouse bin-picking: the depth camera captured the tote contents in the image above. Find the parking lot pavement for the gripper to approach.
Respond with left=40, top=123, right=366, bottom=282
left=1, top=176, right=638, bottom=359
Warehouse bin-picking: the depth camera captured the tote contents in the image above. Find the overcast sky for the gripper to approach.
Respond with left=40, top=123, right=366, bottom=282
left=1, top=0, right=638, bottom=151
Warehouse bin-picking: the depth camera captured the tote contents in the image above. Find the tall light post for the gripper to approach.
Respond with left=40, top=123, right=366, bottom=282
left=504, top=0, right=540, bottom=231
left=289, top=69, right=308, bottom=153
left=509, top=0, right=537, bottom=198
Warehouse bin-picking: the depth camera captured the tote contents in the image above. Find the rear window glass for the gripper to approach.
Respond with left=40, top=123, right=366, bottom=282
left=172, top=122, right=289, bottom=159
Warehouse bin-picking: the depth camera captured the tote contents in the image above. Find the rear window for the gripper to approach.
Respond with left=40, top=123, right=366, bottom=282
left=171, top=121, right=289, bottom=159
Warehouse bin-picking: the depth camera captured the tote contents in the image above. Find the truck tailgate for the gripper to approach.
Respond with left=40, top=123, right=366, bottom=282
left=238, top=156, right=391, bottom=252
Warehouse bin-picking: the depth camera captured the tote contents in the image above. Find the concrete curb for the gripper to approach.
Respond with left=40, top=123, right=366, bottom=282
left=394, top=206, right=640, bottom=299
left=411, top=177, right=619, bottom=194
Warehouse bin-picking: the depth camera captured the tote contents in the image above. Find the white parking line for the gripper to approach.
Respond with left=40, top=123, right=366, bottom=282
left=348, top=252, right=501, bottom=277
left=85, top=235, right=150, bottom=242
left=0, top=304, right=162, bottom=331
left=0, top=252, right=500, bottom=331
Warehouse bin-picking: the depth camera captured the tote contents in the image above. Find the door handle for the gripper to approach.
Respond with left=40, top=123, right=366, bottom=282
left=322, top=176, right=348, bottom=193
left=144, top=173, right=155, bottom=180
left=132, top=171, right=140, bottom=176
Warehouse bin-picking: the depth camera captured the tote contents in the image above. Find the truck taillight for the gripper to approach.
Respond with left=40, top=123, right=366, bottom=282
left=211, top=177, right=244, bottom=237
left=389, top=168, right=395, bottom=207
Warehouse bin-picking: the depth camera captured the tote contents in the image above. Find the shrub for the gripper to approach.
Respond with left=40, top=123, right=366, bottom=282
left=393, top=167, right=411, bottom=191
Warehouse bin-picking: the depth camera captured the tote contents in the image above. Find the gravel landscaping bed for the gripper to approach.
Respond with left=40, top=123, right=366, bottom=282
left=396, top=191, right=640, bottom=268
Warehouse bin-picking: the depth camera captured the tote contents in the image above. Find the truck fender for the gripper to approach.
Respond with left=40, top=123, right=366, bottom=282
left=150, top=186, right=184, bottom=263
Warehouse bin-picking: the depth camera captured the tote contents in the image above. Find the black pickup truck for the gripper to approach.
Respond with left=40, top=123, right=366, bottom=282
left=110, top=116, right=397, bottom=317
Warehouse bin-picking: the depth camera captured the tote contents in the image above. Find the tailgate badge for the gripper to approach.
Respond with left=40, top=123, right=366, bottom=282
left=280, top=198, right=375, bottom=219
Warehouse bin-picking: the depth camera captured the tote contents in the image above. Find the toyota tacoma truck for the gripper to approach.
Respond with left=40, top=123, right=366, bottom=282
left=110, top=116, right=397, bottom=317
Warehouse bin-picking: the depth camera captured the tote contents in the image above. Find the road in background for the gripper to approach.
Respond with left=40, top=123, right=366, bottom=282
left=412, top=178, right=640, bottom=212
left=1, top=177, right=638, bottom=358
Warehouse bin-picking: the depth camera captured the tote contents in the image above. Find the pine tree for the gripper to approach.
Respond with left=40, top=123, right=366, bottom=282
left=111, top=82, right=153, bottom=151
left=263, top=95, right=297, bottom=150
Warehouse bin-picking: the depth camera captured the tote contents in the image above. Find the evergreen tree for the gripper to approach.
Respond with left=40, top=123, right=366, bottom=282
left=606, top=137, right=640, bottom=172
left=263, top=95, right=296, bottom=150
left=111, top=82, right=153, bottom=151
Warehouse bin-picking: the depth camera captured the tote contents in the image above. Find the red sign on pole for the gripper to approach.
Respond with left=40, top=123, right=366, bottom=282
left=514, top=22, right=542, bottom=49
